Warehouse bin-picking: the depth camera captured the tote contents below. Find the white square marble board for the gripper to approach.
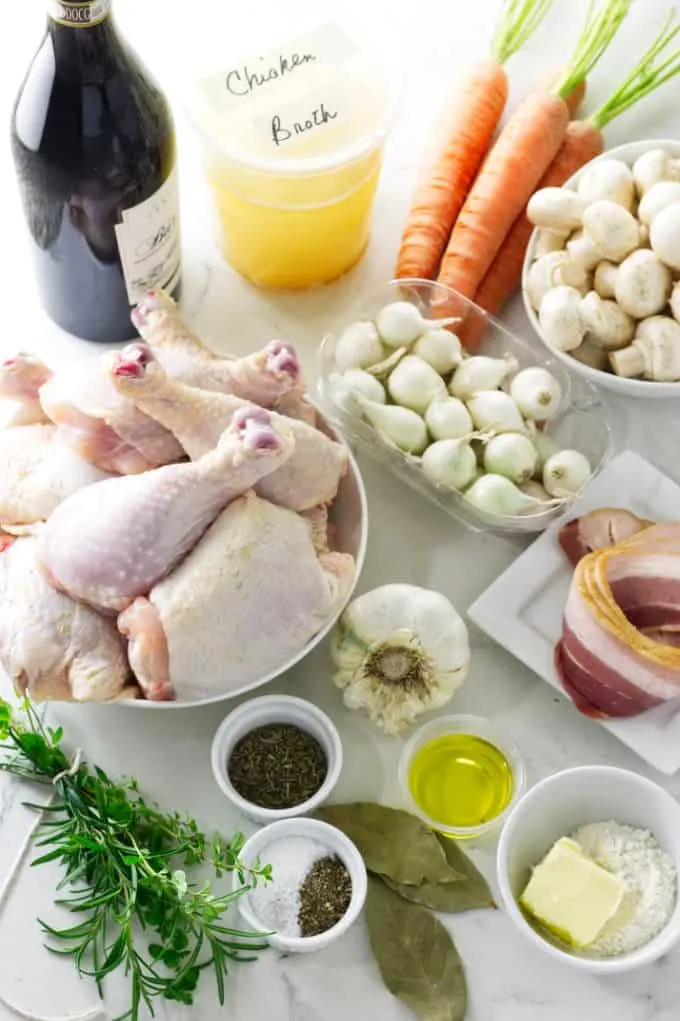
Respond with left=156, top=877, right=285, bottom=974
left=468, top=450, right=680, bottom=776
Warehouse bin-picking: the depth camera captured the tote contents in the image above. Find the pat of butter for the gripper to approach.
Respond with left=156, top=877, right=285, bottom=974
left=520, top=836, right=625, bottom=948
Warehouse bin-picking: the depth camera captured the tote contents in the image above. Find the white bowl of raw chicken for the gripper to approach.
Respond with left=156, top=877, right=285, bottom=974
left=0, top=299, right=368, bottom=711
left=124, top=412, right=368, bottom=710
left=522, top=139, right=680, bottom=399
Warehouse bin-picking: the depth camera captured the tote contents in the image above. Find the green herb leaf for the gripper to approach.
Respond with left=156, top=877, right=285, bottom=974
left=365, top=876, right=467, bottom=1021
left=0, top=698, right=272, bottom=1021
left=384, top=834, right=495, bottom=913
left=315, top=803, right=462, bottom=886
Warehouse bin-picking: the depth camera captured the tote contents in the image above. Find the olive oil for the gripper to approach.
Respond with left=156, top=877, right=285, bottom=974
left=408, top=733, right=514, bottom=830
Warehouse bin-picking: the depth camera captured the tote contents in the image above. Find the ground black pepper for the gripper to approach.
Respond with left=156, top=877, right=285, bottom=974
left=227, top=722, right=327, bottom=809
left=298, top=855, right=352, bottom=937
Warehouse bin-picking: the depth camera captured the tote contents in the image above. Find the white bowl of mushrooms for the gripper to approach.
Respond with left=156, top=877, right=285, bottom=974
left=522, top=139, right=680, bottom=398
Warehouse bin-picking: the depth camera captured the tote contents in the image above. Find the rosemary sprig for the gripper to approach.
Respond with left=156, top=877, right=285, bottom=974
left=0, top=697, right=272, bottom=1021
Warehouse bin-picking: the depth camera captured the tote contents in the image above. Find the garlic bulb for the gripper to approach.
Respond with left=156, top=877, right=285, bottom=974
left=331, top=584, right=470, bottom=735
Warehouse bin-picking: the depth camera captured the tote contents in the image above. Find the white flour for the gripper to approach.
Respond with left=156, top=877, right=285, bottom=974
left=248, top=835, right=328, bottom=938
left=572, top=820, right=677, bottom=956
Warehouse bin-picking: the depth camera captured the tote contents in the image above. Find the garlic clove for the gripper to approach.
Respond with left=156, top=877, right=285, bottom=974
left=421, top=439, right=477, bottom=491
left=387, top=355, right=447, bottom=414
left=466, top=390, right=525, bottom=435
left=413, top=328, right=463, bottom=375
left=464, top=473, right=542, bottom=517
left=332, top=369, right=386, bottom=408
left=543, top=449, right=592, bottom=498
left=355, top=395, right=429, bottom=454
left=449, top=353, right=519, bottom=400
left=508, top=366, right=562, bottom=422
left=335, top=320, right=384, bottom=370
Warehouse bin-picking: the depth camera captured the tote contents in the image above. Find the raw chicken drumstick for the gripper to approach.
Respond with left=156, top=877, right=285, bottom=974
left=107, top=343, right=347, bottom=511
left=119, top=491, right=356, bottom=701
left=0, top=353, right=52, bottom=426
left=131, top=289, right=303, bottom=407
left=0, top=536, right=134, bottom=702
left=39, top=355, right=184, bottom=475
left=0, top=423, right=112, bottom=526
left=37, top=407, right=295, bottom=613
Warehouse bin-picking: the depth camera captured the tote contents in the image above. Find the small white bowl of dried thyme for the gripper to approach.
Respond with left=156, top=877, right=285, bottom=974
left=233, top=817, right=368, bottom=953
left=211, top=694, right=343, bottom=824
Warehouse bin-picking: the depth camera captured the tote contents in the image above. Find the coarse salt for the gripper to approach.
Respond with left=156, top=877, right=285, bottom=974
left=248, top=836, right=329, bottom=938
left=572, top=820, right=677, bottom=956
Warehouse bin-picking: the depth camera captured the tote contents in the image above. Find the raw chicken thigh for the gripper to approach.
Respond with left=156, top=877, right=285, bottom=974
left=0, top=353, right=52, bottom=427
left=0, top=423, right=112, bottom=525
left=38, top=407, right=295, bottom=612
left=39, top=355, right=184, bottom=475
left=107, top=343, right=347, bottom=511
left=119, top=491, right=356, bottom=701
left=0, top=536, right=133, bottom=702
left=132, top=289, right=304, bottom=407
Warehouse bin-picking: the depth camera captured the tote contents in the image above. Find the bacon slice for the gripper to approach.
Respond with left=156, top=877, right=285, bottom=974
left=556, top=523, right=680, bottom=719
left=558, top=508, right=652, bottom=567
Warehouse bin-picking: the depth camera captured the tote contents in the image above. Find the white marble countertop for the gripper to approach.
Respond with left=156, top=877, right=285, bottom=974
left=1, top=1, right=680, bottom=1019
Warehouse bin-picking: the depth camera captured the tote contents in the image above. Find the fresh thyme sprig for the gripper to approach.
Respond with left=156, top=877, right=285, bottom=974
left=0, top=697, right=272, bottom=1021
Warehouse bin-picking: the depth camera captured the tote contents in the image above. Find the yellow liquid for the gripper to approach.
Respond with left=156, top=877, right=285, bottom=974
left=408, top=733, right=514, bottom=831
left=204, top=147, right=383, bottom=289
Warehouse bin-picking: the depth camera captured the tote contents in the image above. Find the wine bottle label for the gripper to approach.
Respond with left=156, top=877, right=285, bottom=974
left=115, top=169, right=181, bottom=304
left=48, top=1, right=112, bottom=27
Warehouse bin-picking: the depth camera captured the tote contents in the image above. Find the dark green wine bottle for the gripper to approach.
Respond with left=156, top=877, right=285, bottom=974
left=11, top=0, right=181, bottom=344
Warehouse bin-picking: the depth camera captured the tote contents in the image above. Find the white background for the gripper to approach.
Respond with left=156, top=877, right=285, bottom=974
left=1, top=1, right=680, bottom=1020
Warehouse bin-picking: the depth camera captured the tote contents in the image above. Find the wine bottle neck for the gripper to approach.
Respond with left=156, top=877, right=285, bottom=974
left=47, top=0, right=112, bottom=28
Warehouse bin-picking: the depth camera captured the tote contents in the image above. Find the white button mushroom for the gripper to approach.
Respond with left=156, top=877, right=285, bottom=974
left=593, top=261, right=618, bottom=299
left=650, top=203, right=680, bottom=271
left=577, top=158, right=635, bottom=211
left=579, top=290, right=635, bottom=350
left=534, top=229, right=569, bottom=257
left=566, top=229, right=602, bottom=271
left=525, top=252, right=574, bottom=311
left=613, top=250, right=672, bottom=319
left=670, top=280, right=680, bottom=324
left=538, top=285, right=586, bottom=353
left=637, top=181, right=680, bottom=226
left=632, top=148, right=680, bottom=196
left=527, top=188, right=588, bottom=232
left=610, top=316, right=680, bottom=381
left=582, top=200, right=641, bottom=263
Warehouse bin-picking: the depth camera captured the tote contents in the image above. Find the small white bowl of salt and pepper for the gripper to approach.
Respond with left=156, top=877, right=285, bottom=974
left=233, top=817, right=368, bottom=954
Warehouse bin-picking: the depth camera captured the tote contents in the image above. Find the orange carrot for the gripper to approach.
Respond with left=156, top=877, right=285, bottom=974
left=396, top=61, right=508, bottom=281
left=465, top=11, right=680, bottom=345
left=395, top=0, right=557, bottom=282
left=435, top=0, right=633, bottom=302
left=462, top=122, right=601, bottom=348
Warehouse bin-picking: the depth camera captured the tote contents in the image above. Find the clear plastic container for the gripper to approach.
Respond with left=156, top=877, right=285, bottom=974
left=186, top=21, right=395, bottom=289
left=318, top=279, right=614, bottom=536
left=398, top=714, right=526, bottom=842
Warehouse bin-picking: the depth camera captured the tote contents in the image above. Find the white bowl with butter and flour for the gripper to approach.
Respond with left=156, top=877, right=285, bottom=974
left=497, top=765, right=680, bottom=973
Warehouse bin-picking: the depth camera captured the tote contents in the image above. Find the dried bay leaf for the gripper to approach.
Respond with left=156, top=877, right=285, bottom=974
left=384, top=834, right=497, bottom=912
left=434, top=833, right=496, bottom=906
left=316, top=803, right=462, bottom=886
left=365, top=876, right=467, bottom=1021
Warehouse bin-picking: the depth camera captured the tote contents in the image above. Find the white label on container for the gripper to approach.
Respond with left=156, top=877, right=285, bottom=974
left=194, top=22, right=373, bottom=159
left=115, top=168, right=181, bottom=304
left=48, top=1, right=112, bottom=27
left=198, top=23, right=360, bottom=115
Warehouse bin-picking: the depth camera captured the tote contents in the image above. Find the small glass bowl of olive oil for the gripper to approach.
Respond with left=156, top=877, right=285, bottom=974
left=398, top=714, right=526, bottom=841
